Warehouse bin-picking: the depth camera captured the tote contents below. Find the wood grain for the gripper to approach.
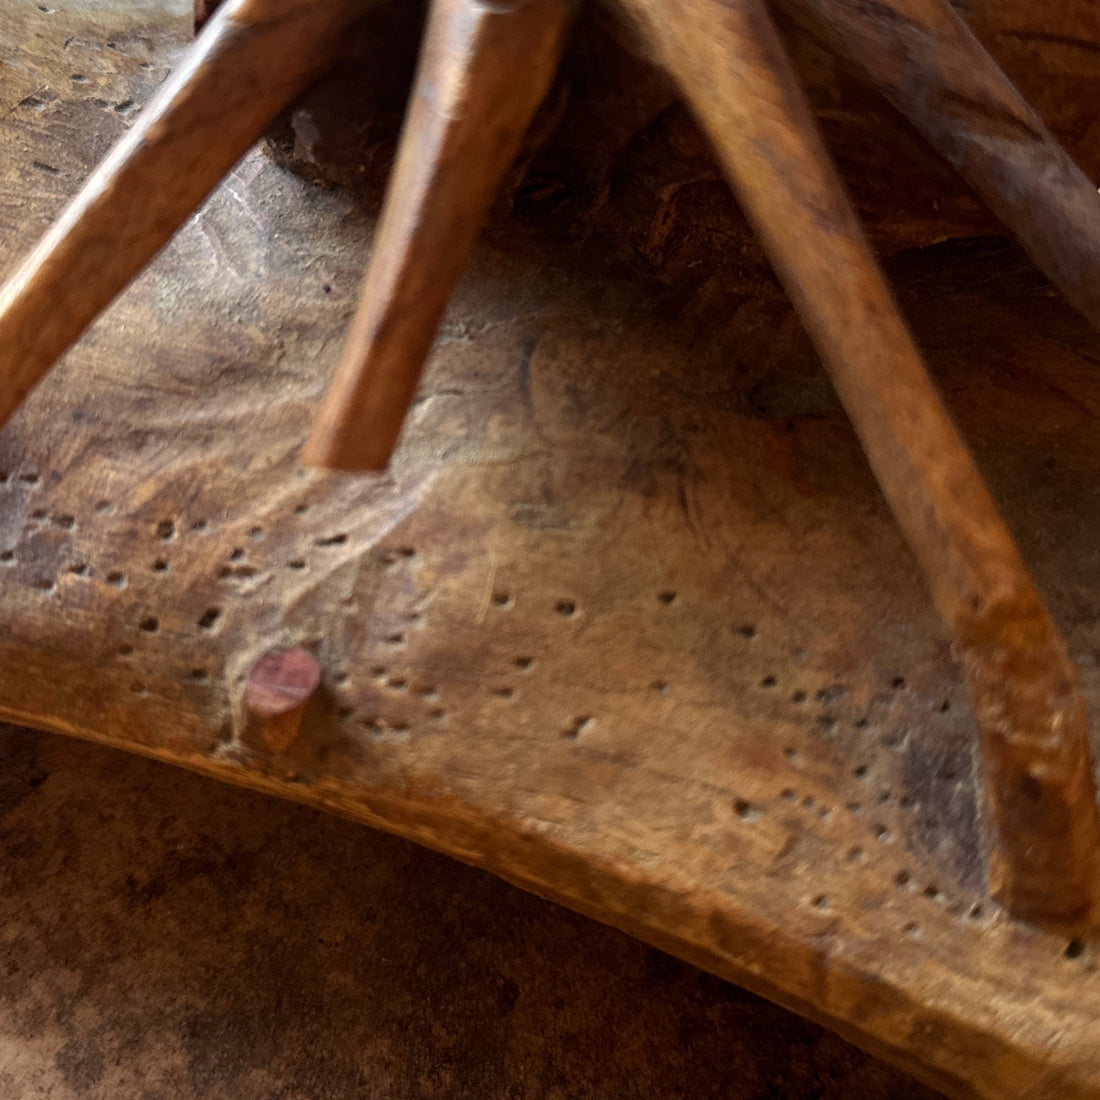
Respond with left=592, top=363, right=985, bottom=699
left=303, top=0, right=578, bottom=472
left=3, top=5, right=1100, bottom=1097
left=777, top=0, right=1100, bottom=332
left=260, top=0, right=1100, bottom=258
left=612, top=0, right=1100, bottom=928
left=0, top=0, right=376, bottom=435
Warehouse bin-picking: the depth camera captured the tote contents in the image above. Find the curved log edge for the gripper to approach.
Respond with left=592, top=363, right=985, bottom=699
left=2, top=4, right=1100, bottom=1098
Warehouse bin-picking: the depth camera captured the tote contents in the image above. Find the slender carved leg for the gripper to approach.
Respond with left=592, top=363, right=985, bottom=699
left=0, top=0, right=376, bottom=430
left=778, top=0, right=1100, bottom=333
left=615, top=0, right=1100, bottom=928
left=302, top=0, right=578, bottom=472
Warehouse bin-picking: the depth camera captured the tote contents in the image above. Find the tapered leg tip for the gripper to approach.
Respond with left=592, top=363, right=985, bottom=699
left=301, top=432, right=393, bottom=473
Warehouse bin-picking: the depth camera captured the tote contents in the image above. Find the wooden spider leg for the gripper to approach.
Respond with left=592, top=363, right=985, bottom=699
left=777, top=0, right=1100, bottom=334
left=0, top=0, right=377, bottom=430
left=302, top=0, right=577, bottom=472
left=615, top=0, right=1100, bottom=928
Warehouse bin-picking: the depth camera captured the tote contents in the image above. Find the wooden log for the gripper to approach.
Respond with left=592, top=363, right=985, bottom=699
left=240, top=647, right=322, bottom=754
left=0, top=0, right=377, bottom=433
left=775, top=0, right=1100, bottom=333
left=612, top=0, right=1100, bottom=928
left=302, top=0, right=578, bottom=472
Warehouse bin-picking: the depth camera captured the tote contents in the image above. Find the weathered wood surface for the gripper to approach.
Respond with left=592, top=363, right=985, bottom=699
left=778, top=0, right=1100, bottom=334
left=0, top=0, right=376, bottom=434
left=614, top=0, right=1100, bottom=929
left=305, top=0, right=577, bottom=471
left=0, top=726, right=945, bottom=1099
left=2, top=3, right=1100, bottom=1098
left=272, top=0, right=1100, bottom=259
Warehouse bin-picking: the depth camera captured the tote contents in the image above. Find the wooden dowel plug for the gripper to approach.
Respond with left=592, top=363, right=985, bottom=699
left=302, top=0, right=578, bottom=472
left=241, top=646, right=322, bottom=754
left=0, top=0, right=377, bottom=433
left=613, top=0, right=1100, bottom=928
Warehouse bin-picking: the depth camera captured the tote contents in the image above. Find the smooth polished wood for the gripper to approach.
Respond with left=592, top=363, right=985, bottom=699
left=0, top=0, right=377, bottom=434
left=613, top=0, right=1100, bottom=929
left=303, top=0, right=578, bottom=472
left=778, top=0, right=1100, bottom=333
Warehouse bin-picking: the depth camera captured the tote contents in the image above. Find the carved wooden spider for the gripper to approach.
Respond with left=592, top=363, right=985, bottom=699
left=1, top=0, right=1098, bottom=930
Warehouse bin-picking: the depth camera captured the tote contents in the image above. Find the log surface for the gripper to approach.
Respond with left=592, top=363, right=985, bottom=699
left=613, top=0, right=1100, bottom=929
left=2, top=4, right=1100, bottom=1098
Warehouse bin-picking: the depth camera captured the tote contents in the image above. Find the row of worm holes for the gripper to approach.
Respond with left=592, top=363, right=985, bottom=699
left=1, top=484, right=1078, bottom=959
left=765, top=780, right=1087, bottom=962
left=334, top=586, right=940, bottom=767
left=0, top=488, right=950, bottom=730
left=337, top=593, right=1091, bottom=962
left=0, top=482, right=357, bottom=684
left=19, top=34, right=1082, bottom=960
left=329, top=593, right=829, bottom=739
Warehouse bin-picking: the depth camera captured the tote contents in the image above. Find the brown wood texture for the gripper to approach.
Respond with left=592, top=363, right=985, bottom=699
left=304, top=0, right=578, bottom=471
left=0, top=0, right=375, bottom=437
left=611, top=0, right=1100, bottom=928
left=3, top=4, right=1100, bottom=1097
left=262, top=0, right=1100, bottom=260
left=778, top=0, right=1100, bottom=333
